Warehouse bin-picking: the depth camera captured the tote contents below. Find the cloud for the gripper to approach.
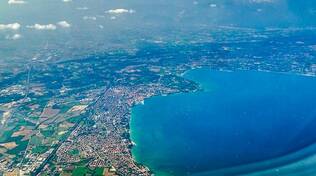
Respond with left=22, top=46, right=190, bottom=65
left=77, top=7, right=89, bottom=10
left=249, top=0, right=274, bottom=3
left=8, top=0, right=26, bottom=4
left=0, top=23, right=21, bottom=30
left=57, top=21, right=71, bottom=28
left=62, top=0, right=72, bottom=2
left=27, top=24, right=57, bottom=30
left=6, top=34, right=22, bottom=40
left=83, top=16, right=97, bottom=21
left=27, top=22, right=71, bottom=30
left=106, top=9, right=135, bottom=14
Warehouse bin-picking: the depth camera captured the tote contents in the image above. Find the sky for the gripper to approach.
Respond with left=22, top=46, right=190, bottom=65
left=1, top=0, right=316, bottom=67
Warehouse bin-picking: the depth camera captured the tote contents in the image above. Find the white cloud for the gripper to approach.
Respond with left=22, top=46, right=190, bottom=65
left=83, top=16, right=97, bottom=21
left=27, top=24, right=57, bottom=30
left=77, top=7, right=89, bottom=10
left=106, top=9, right=135, bottom=14
left=6, top=34, right=22, bottom=40
left=250, top=0, right=274, bottom=3
left=0, top=23, right=21, bottom=30
left=8, top=0, right=26, bottom=4
left=57, top=21, right=71, bottom=28
left=62, top=0, right=72, bottom=2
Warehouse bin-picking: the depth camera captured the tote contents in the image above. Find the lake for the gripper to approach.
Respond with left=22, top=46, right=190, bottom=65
left=131, top=69, right=316, bottom=176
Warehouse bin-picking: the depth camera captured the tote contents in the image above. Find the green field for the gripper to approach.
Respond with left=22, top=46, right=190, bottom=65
left=68, top=167, right=104, bottom=176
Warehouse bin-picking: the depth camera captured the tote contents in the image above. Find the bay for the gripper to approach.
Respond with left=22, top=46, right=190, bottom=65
left=131, top=69, right=316, bottom=176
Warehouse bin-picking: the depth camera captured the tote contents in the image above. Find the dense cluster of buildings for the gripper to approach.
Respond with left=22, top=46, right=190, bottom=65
left=54, top=83, right=188, bottom=175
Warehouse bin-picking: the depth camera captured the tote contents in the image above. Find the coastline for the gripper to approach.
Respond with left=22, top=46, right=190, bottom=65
left=128, top=68, right=205, bottom=175
left=128, top=67, right=216, bottom=176
left=129, top=92, right=195, bottom=176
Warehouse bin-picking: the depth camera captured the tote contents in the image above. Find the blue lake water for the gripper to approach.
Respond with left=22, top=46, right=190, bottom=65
left=130, top=69, right=316, bottom=176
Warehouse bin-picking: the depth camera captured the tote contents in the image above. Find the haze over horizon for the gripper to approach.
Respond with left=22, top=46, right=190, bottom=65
left=1, top=0, right=316, bottom=66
